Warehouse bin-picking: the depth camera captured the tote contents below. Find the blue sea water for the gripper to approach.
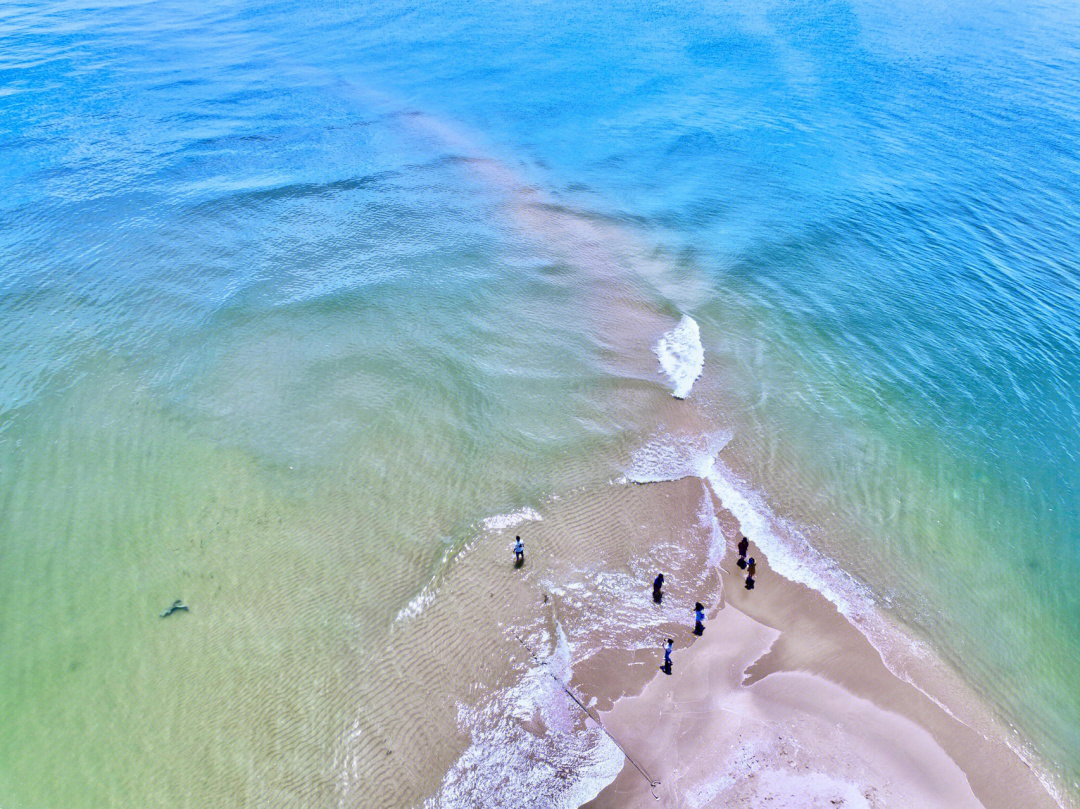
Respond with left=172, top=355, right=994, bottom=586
left=2, top=0, right=1079, bottom=805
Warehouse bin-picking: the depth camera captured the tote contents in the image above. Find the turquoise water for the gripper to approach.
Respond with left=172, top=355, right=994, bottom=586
left=3, top=0, right=1079, bottom=804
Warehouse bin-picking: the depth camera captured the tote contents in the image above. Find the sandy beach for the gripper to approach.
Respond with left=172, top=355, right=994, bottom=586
left=394, top=445, right=1069, bottom=808
left=581, top=497, right=1063, bottom=809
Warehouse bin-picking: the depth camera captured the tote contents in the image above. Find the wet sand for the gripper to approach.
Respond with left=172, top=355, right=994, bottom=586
left=582, top=512, right=1063, bottom=809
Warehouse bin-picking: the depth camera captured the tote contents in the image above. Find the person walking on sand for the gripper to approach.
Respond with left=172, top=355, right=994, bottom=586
left=693, top=602, right=705, bottom=635
left=737, top=535, right=749, bottom=569
left=745, top=556, right=756, bottom=590
left=513, top=536, right=525, bottom=567
left=653, top=572, right=665, bottom=604
left=662, top=638, right=673, bottom=673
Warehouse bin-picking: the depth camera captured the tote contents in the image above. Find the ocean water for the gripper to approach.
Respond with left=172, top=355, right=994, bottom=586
left=2, top=0, right=1079, bottom=806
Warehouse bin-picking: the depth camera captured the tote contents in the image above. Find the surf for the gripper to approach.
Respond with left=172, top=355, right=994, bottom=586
left=653, top=315, right=704, bottom=399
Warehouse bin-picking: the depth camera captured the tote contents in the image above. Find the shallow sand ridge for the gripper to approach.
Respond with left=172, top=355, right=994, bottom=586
left=402, top=452, right=1065, bottom=808
left=583, top=500, right=1063, bottom=809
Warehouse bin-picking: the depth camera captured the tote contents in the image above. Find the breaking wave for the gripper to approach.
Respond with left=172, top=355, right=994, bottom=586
left=654, top=315, right=704, bottom=399
left=481, top=507, right=544, bottom=533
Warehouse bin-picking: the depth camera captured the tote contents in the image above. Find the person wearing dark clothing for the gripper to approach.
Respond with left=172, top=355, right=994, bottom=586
left=745, top=556, right=756, bottom=590
left=737, top=535, right=750, bottom=569
left=653, top=573, right=665, bottom=604
left=693, top=602, right=705, bottom=636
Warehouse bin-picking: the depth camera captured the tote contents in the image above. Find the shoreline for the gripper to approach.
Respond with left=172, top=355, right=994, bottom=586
left=580, top=490, right=1066, bottom=809
left=410, top=391, right=1071, bottom=808
left=306, top=107, right=1074, bottom=806
left=357, top=101, right=1074, bottom=806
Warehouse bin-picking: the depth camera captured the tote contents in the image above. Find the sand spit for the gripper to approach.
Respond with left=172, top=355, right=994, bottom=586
left=301, top=93, right=1067, bottom=809
left=584, top=528, right=1062, bottom=809
left=585, top=603, right=981, bottom=808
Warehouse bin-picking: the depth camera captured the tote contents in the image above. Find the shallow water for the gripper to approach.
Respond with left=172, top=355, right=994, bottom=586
left=2, top=0, right=1079, bottom=804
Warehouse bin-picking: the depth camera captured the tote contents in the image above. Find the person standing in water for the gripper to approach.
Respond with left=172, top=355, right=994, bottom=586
left=513, top=536, right=524, bottom=567
left=653, top=573, right=665, bottom=604
left=662, top=638, right=673, bottom=674
left=693, top=602, right=705, bottom=635
left=745, top=557, right=756, bottom=590
left=737, top=535, right=750, bottom=569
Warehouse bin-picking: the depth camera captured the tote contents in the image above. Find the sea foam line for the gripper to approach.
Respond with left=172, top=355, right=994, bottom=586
left=481, top=507, right=543, bottom=533
left=625, top=431, right=951, bottom=707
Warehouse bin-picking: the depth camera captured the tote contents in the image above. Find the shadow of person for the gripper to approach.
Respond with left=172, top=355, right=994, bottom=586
left=661, top=660, right=672, bottom=675
left=514, top=556, right=524, bottom=569
left=653, top=589, right=663, bottom=604
left=693, top=621, right=704, bottom=636
left=745, top=575, right=755, bottom=590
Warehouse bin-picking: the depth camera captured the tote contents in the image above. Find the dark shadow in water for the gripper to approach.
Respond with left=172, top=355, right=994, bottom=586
left=160, top=599, right=189, bottom=618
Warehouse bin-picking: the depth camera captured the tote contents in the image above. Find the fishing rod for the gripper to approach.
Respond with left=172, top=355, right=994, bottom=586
left=511, top=631, right=661, bottom=800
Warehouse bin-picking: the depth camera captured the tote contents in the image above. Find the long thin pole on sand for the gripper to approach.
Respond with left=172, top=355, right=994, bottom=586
left=511, top=631, right=661, bottom=800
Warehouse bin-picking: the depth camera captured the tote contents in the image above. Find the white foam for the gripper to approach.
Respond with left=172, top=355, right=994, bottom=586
left=696, top=483, right=729, bottom=573
left=426, top=623, right=624, bottom=808
left=626, top=432, right=953, bottom=706
left=626, top=434, right=1075, bottom=807
left=481, top=507, right=543, bottom=533
left=698, top=454, right=968, bottom=694
left=626, top=429, right=731, bottom=484
left=699, top=456, right=974, bottom=689
left=699, top=457, right=876, bottom=625
left=654, top=315, right=705, bottom=399
left=544, top=566, right=699, bottom=652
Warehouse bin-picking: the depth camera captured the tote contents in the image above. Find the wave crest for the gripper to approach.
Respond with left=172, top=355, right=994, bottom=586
left=626, top=430, right=732, bottom=484
left=654, top=316, right=704, bottom=399
left=481, top=507, right=543, bottom=533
